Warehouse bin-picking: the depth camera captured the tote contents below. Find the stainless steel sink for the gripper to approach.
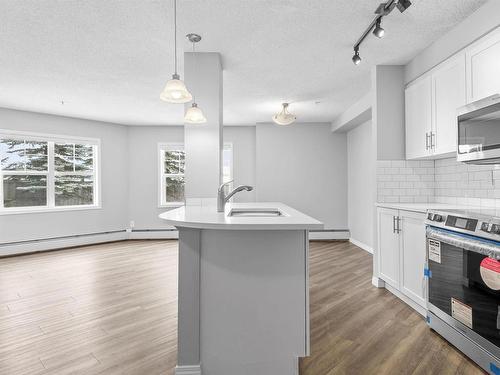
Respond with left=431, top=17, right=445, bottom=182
left=227, top=208, right=283, bottom=217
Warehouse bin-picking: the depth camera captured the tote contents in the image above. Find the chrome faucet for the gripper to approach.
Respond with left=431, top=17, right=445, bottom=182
left=217, top=180, right=253, bottom=212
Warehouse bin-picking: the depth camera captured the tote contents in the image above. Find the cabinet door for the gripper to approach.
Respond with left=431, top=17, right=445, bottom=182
left=377, top=208, right=400, bottom=288
left=466, top=28, right=500, bottom=103
left=405, top=76, right=432, bottom=160
left=399, top=211, right=426, bottom=307
left=432, top=54, right=466, bottom=156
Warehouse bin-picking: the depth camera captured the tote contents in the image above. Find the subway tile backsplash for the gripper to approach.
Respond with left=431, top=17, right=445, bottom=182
left=377, top=158, right=500, bottom=208
left=377, top=160, right=435, bottom=204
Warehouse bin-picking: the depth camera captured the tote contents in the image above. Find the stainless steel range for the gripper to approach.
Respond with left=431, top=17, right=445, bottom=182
left=426, top=208, right=500, bottom=374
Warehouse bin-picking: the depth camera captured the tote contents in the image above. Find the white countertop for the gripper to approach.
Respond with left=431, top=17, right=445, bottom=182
left=375, top=202, right=478, bottom=213
left=159, top=202, right=324, bottom=230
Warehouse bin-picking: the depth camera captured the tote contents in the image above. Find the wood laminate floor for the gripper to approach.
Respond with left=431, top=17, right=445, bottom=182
left=0, top=240, right=485, bottom=375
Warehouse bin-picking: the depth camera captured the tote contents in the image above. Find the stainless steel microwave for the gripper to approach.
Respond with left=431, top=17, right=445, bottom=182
left=457, top=94, right=500, bottom=164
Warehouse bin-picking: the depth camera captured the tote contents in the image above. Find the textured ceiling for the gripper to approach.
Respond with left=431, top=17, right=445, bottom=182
left=0, top=0, right=488, bottom=126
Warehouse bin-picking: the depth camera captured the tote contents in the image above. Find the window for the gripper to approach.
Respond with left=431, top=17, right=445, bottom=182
left=0, top=130, right=99, bottom=213
left=159, top=143, right=185, bottom=206
left=158, top=143, right=233, bottom=206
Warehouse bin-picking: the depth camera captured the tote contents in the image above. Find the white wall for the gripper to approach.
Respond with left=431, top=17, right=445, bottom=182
left=223, top=126, right=256, bottom=202
left=347, top=121, right=374, bottom=251
left=0, top=108, right=129, bottom=243
left=127, top=126, right=184, bottom=230
left=405, top=1, right=500, bottom=83
left=256, top=123, right=347, bottom=230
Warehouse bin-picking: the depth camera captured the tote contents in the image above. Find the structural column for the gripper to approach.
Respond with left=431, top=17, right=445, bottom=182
left=184, top=52, right=223, bottom=204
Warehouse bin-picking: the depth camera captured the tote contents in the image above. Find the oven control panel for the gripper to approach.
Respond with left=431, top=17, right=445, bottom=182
left=445, top=215, right=478, bottom=232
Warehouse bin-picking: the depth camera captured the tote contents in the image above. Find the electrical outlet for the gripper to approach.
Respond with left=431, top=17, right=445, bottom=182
left=129, top=220, right=135, bottom=228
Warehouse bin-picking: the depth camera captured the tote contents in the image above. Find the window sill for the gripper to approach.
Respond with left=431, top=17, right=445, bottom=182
left=0, top=205, right=102, bottom=216
left=159, top=203, right=185, bottom=209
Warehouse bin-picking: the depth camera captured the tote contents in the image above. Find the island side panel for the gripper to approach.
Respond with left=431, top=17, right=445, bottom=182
left=199, top=229, right=308, bottom=375
left=177, top=227, right=201, bottom=369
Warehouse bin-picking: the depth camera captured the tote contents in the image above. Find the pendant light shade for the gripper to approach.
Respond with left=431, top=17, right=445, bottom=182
left=160, top=74, right=193, bottom=103
left=184, top=102, right=207, bottom=124
left=160, top=0, right=192, bottom=104
left=272, top=103, right=296, bottom=125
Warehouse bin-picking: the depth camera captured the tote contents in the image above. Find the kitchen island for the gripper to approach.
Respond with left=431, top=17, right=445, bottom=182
left=159, top=202, right=323, bottom=375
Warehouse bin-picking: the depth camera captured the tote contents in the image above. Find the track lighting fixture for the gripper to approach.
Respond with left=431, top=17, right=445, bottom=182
left=352, top=48, right=361, bottom=65
left=396, top=0, right=412, bottom=13
left=373, top=18, right=385, bottom=38
left=351, top=0, right=412, bottom=65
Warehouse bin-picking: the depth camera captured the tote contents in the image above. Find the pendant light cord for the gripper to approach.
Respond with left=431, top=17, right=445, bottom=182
left=192, top=41, right=196, bottom=103
left=173, top=0, right=178, bottom=75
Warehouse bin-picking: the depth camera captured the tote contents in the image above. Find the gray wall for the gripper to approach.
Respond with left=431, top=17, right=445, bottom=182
left=347, top=121, right=374, bottom=250
left=127, top=125, right=184, bottom=230
left=255, top=123, right=348, bottom=230
left=0, top=108, right=129, bottom=243
left=223, top=126, right=256, bottom=202
left=405, top=1, right=500, bottom=84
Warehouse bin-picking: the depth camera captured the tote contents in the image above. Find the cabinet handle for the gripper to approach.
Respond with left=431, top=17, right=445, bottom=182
left=393, top=216, right=396, bottom=233
left=431, top=132, right=435, bottom=149
left=425, top=132, right=429, bottom=150
left=396, top=216, right=401, bottom=234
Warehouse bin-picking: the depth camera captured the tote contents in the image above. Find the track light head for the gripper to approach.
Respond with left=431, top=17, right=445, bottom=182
left=352, top=49, right=361, bottom=65
left=396, top=0, right=411, bottom=13
left=373, top=18, right=385, bottom=38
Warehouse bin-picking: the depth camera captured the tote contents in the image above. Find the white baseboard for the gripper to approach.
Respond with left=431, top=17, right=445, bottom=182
left=0, top=231, right=128, bottom=257
left=128, top=230, right=179, bottom=239
left=175, top=365, right=201, bottom=375
left=372, top=276, right=385, bottom=288
left=309, top=230, right=349, bottom=240
left=384, top=283, right=427, bottom=317
left=349, top=238, right=373, bottom=254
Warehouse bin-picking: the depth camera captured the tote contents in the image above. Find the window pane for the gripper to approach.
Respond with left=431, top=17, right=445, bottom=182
left=55, top=143, right=75, bottom=172
left=164, top=150, right=185, bottom=174
left=223, top=146, right=232, bottom=183
left=1, top=139, right=26, bottom=171
left=55, top=175, right=94, bottom=206
left=25, top=141, right=48, bottom=171
left=3, top=175, right=47, bottom=207
left=165, top=176, right=184, bottom=203
left=74, top=144, right=93, bottom=171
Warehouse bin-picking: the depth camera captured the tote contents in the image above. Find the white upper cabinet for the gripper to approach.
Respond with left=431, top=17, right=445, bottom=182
left=432, top=54, right=466, bottom=155
left=405, top=76, right=432, bottom=160
left=405, top=53, right=466, bottom=160
left=466, top=27, right=500, bottom=103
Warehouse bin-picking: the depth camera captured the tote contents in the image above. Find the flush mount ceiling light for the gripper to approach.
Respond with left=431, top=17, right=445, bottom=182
left=160, top=0, right=193, bottom=103
left=184, top=33, right=207, bottom=124
left=351, top=0, right=411, bottom=65
left=272, top=103, right=296, bottom=126
left=373, top=18, right=385, bottom=38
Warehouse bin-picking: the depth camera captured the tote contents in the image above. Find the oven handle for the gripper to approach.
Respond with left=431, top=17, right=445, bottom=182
left=426, top=226, right=500, bottom=260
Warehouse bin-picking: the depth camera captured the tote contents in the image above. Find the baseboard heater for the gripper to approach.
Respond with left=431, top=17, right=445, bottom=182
left=309, top=229, right=350, bottom=240
left=0, top=230, right=128, bottom=257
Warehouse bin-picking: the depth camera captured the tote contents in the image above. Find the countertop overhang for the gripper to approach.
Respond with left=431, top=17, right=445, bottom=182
left=159, top=202, right=324, bottom=230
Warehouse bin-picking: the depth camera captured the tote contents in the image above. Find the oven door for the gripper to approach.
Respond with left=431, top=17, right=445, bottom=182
left=457, top=94, right=500, bottom=164
left=426, top=227, right=500, bottom=359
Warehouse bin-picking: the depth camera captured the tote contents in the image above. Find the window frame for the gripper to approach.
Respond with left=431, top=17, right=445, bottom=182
left=0, top=129, right=101, bottom=215
left=158, top=142, right=185, bottom=208
left=158, top=142, right=233, bottom=208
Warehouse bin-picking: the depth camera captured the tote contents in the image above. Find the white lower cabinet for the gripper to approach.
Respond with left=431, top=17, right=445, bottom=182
left=377, top=208, right=426, bottom=310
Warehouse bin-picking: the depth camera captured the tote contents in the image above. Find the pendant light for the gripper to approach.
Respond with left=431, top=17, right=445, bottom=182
left=272, top=103, right=296, bottom=125
left=184, top=33, right=207, bottom=124
left=160, top=0, right=192, bottom=103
